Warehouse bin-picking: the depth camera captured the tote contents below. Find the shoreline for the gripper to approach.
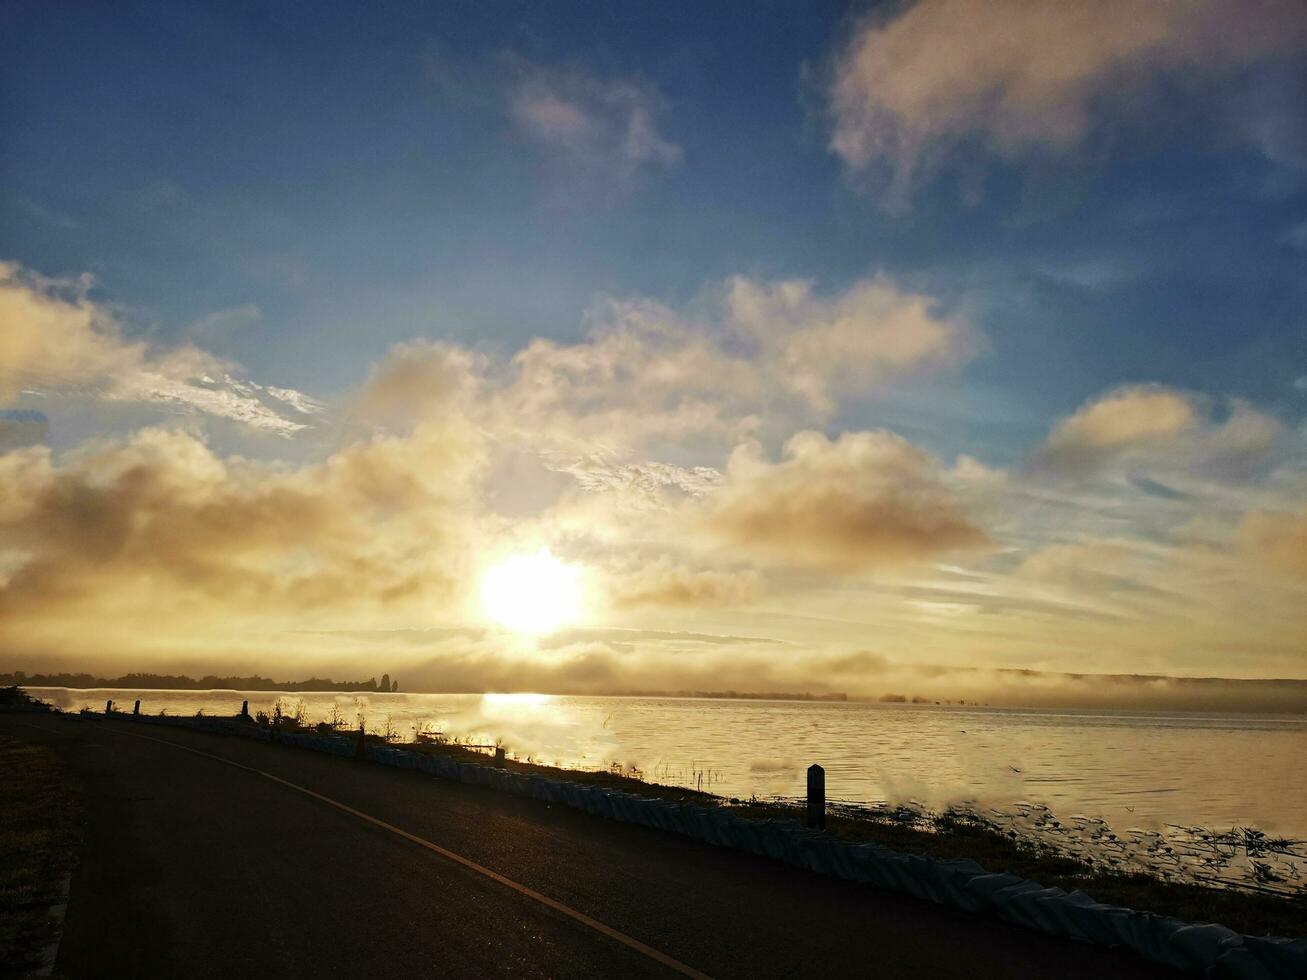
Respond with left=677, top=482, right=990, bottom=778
left=19, top=689, right=1307, bottom=940
left=7, top=687, right=1307, bottom=938
left=65, top=705, right=1307, bottom=975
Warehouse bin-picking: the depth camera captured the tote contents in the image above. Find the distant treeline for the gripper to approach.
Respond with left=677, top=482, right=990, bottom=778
left=2, top=671, right=399, bottom=693
left=621, top=690, right=849, bottom=702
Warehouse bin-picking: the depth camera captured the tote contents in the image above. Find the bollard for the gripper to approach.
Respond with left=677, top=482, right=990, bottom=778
left=355, top=724, right=366, bottom=760
left=494, top=746, right=506, bottom=768
left=807, top=763, right=826, bottom=830
left=240, top=699, right=249, bottom=718
left=105, top=699, right=113, bottom=714
left=133, top=699, right=140, bottom=716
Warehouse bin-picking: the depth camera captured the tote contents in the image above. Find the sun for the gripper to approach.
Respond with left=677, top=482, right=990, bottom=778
left=479, top=549, right=584, bottom=635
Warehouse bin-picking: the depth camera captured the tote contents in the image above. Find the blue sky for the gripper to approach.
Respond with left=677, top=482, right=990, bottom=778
left=2, top=0, right=1305, bottom=693
left=8, top=1, right=1303, bottom=427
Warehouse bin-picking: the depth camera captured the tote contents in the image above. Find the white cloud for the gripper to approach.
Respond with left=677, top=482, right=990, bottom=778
left=540, top=450, right=722, bottom=508
left=725, top=275, right=974, bottom=413
left=0, top=262, right=320, bottom=437
left=496, top=274, right=973, bottom=452
left=830, top=0, right=1307, bottom=205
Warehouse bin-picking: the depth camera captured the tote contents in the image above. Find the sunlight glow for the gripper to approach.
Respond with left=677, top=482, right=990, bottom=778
left=479, top=550, right=583, bottom=635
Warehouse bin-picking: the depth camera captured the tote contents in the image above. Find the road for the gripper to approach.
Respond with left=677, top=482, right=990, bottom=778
left=1, top=714, right=1178, bottom=979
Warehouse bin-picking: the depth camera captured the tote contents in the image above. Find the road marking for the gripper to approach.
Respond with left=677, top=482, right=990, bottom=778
left=30, top=718, right=712, bottom=980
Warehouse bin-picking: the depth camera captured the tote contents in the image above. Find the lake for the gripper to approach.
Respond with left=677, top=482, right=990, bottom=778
left=33, top=687, right=1307, bottom=843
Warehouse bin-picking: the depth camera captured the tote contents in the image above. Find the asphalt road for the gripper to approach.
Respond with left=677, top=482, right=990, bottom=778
left=1, top=714, right=1180, bottom=979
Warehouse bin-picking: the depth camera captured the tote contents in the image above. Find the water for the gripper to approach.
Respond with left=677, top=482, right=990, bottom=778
left=34, top=688, right=1307, bottom=842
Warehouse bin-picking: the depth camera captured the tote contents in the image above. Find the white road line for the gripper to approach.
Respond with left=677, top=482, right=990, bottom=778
left=70, top=719, right=714, bottom=980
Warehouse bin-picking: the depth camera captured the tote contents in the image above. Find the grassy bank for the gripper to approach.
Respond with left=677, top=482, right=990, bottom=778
left=0, top=693, right=81, bottom=978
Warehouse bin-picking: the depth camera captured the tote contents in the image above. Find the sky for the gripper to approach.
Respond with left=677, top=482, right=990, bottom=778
left=2, top=0, right=1306, bottom=701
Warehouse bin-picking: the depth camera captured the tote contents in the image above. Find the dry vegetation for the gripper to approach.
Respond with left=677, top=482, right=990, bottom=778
left=0, top=700, right=80, bottom=978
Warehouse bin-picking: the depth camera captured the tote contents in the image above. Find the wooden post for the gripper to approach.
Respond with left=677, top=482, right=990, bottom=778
left=355, top=723, right=366, bottom=760
left=494, top=746, right=506, bottom=768
left=133, top=699, right=140, bottom=716
left=807, top=763, right=826, bottom=830
left=105, top=699, right=113, bottom=714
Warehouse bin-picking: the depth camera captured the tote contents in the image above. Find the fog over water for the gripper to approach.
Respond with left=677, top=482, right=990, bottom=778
left=38, top=689, right=1307, bottom=840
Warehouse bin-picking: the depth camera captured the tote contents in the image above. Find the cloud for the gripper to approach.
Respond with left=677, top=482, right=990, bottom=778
left=1033, top=385, right=1279, bottom=478
left=604, top=557, right=758, bottom=609
left=1036, top=385, right=1197, bottom=473
left=701, top=430, right=989, bottom=571
left=506, top=58, right=681, bottom=189
left=0, top=418, right=487, bottom=653
left=541, top=451, right=722, bottom=510
left=499, top=274, right=973, bottom=453
left=1240, top=507, right=1307, bottom=577
left=830, top=0, right=1307, bottom=204
left=0, top=262, right=319, bottom=436
left=352, top=340, right=483, bottom=430
left=1014, top=539, right=1174, bottom=602
left=723, top=275, right=975, bottom=414
left=337, top=276, right=971, bottom=505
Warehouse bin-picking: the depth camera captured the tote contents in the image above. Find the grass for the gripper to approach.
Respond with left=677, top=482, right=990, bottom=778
left=0, top=730, right=80, bottom=979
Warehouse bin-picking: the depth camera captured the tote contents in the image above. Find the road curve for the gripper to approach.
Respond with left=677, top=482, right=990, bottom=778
left=2, top=714, right=1178, bottom=979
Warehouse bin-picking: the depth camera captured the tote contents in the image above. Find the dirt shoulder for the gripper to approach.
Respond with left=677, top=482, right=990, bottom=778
left=0, top=722, right=81, bottom=979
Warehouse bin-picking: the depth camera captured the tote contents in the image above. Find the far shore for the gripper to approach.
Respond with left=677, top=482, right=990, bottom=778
left=6, top=668, right=1307, bottom=712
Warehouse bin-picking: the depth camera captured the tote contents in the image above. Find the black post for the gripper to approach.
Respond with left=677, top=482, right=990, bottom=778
left=807, top=763, right=826, bottom=830
left=355, top=723, right=366, bottom=760
left=105, top=699, right=113, bottom=714
left=494, top=746, right=506, bottom=768
left=133, top=699, right=140, bottom=716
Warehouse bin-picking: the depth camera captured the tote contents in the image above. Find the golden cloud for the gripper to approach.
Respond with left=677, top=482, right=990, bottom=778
left=0, top=418, right=487, bottom=656
left=352, top=340, right=484, bottom=430
left=604, top=557, right=759, bottom=610
left=830, top=0, right=1307, bottom=204
left=701, top=430, right=988, bottom=571
left=1033, top=385, right=1279, bottom=478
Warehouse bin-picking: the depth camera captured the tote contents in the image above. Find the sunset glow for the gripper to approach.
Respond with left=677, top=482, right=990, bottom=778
left=480, top=551, right=584, bottom=636
left=0, top=0, right=1304, bottom=708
